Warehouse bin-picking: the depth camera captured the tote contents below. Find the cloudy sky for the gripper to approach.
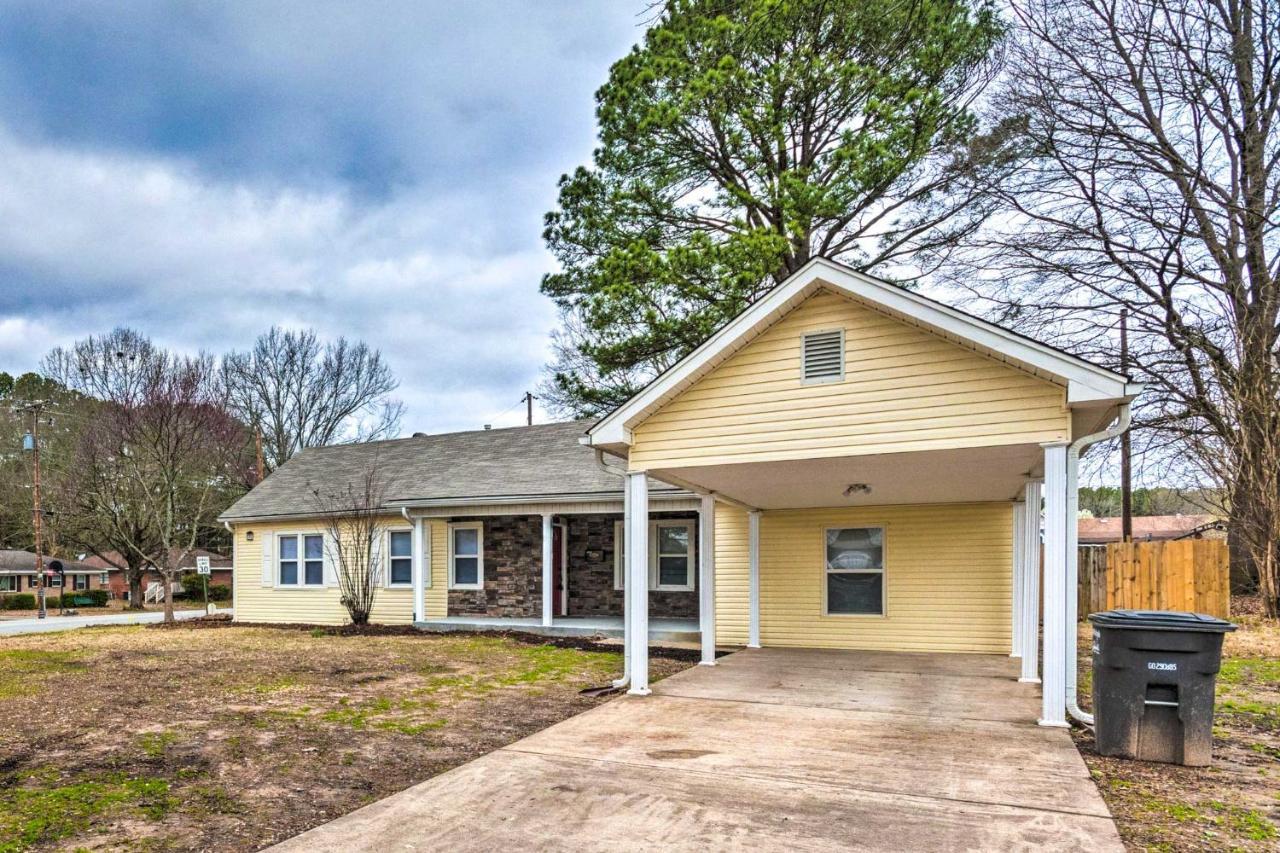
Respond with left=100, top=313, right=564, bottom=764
left=0, top=1, right=651, bottom=433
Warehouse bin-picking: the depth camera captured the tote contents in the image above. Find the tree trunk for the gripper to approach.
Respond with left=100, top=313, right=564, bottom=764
left=127, top=570, right=145, bottom=610
left=162, top=573, right=175, bottom=623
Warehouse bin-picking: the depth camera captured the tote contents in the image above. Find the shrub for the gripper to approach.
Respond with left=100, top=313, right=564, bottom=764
left=0, top=593, right=36, bottom=610
left=180, top=571, right=231, bottom=603
left=75, top=590, right=110, bottom=607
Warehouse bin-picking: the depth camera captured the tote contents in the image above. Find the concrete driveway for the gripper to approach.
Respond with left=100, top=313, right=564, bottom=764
left=272, top=647, right=1122, bottom=852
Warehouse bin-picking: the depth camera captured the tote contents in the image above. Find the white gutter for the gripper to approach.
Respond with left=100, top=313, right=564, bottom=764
left=1066, top=401, right=1133, bottom=727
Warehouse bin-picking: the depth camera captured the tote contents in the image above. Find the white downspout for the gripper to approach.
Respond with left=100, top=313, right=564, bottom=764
left=1066, top=402, right=1132, bottom=727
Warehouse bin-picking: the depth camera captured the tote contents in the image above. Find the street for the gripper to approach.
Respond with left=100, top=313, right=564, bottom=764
left=0, top=607, right=228, bottom=637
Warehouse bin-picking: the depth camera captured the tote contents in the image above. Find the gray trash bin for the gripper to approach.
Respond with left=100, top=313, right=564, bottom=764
left=1089, top=609, right=1236, bottom=766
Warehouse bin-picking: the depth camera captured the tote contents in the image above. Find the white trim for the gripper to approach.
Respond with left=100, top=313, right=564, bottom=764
left=821, top=525, right=887, bottom=617
left=274, top=531, right=326, bottom=589
left=447, top=522, right=484, bottom=590
left=800, top=327, right=845, bottom=384
left=586, top=257, right=1136, bottom=448
left=612, top=518, right=696, bottom=592
left=384, top=526, right=414, bottom=588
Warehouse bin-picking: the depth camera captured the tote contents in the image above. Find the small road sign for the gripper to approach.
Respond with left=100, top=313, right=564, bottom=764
left=195, top=556, right=211, bottom=575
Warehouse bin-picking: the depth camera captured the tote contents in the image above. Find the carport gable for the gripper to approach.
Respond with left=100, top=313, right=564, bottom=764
left=586, top=257, right=1131, bottom=470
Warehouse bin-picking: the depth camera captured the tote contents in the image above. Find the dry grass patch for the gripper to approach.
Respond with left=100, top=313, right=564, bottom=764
left=1075, top=597, right=1280, bottom=851
left=0, top=622, right=693, bottom=851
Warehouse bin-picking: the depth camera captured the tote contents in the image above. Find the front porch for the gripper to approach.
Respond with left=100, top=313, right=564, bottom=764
left=414, top=614, right=701, bottom=644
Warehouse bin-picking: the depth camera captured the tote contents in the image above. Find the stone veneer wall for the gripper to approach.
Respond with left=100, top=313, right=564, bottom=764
left=447, top=515, right=541, bottom=618
left=445, top=512, right=699, bottom=619
left=564, top=511, right=698, bottom=619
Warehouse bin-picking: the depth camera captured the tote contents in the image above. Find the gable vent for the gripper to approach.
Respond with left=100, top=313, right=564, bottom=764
left=801, top=330, right=845, bottom=383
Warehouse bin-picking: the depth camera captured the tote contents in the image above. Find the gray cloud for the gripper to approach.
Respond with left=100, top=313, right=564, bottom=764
left=0, top=2, right=650, bottom=431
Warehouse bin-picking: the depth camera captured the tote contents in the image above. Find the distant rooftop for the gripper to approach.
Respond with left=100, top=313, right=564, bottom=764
left=1078, top=514, right=1224, bottom=544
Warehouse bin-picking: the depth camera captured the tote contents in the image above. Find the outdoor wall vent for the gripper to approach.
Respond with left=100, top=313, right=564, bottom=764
left=802, top=329, right=845, bottom=383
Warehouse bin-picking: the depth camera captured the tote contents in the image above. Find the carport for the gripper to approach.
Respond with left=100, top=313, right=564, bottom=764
left=271, top=647, right=1121, bottom=851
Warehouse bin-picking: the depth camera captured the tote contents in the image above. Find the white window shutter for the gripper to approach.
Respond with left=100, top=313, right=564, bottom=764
left=323, top=532, right=339, bottom=587
left=260, top=534, right=273, bottom=587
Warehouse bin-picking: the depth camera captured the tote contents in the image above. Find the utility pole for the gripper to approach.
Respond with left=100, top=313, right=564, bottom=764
left=522, top=391, right=536, bottom=426
left=15, top=400, right=48, bottom=619
left=1120, top=310, right=1133, bottom=542
left=254, top=426, right=265, bottom=484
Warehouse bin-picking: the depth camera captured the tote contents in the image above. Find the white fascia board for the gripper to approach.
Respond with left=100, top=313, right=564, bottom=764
left=587, top=257, right=1134, bottom=446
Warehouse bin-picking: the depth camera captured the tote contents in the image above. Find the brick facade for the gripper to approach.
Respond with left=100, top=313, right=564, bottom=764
left=445, top=512, right=698, bottom=619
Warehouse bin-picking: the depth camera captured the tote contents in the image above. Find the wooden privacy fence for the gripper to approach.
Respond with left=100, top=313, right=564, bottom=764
left=1078, top=539, right=1230, bottom=619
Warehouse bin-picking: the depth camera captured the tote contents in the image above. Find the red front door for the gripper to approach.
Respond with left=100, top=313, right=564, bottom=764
left=552, top=524, right=566, bottom=615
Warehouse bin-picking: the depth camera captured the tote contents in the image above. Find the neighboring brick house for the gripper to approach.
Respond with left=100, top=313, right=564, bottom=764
left=82, top=548, right=233, bottom=602
left=0, top=549, right=113, bottom=597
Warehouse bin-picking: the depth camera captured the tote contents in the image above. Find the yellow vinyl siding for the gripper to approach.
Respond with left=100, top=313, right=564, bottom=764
left=755, top=503, right=1012, bottom=653
left=713, top=503, right=750, bottom=645
left=231, top=517, right=444, bottom=626
left=425, top=518, right=447, bottom=619
left=629, top=290, right=1069, bottom=469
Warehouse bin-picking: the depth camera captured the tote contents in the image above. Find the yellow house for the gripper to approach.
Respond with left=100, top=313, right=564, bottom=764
left=220, top=258, right=1138, bottom=727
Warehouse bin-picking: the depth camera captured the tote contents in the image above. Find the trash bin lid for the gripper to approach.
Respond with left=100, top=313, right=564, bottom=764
left=1088, top=609, right=1237, bottom=633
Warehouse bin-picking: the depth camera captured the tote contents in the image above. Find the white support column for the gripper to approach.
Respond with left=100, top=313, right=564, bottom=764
left=411, top=516, right=426, bottom=623
left=1011, top=500, right=1026, bottom=657
left=698, top=495, right=717, bottom=665
left=1039, top=443, right=1070, bottom=727
left=541, top=513, right=554, bottom=627
left=626, top=472, right=650, bottom=695
left=1021, top=480, right=1043, bottom=683
left=747, top=509, right=761, bottom=649
left=613, top=477, right=633, bottom=690
left=1065, top=449, right=1083, bottom=712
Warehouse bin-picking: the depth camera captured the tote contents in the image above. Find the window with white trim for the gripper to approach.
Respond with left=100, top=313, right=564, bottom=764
left=387, top=529, right=413, bottom=586
left=449, top=523, right=483, bottom=589
left=0, top=576, right=15, bottom=592
left=279, top=533, right=325, bottom=587
left=824, top=527, right=884, bottom=615
left=73, top=574, right=90, bottom=590
left=613, top=519, right=696, bottom=591
left=801, top=329, right=845, bottom=383
left=99, top=572, right=110, bottom=585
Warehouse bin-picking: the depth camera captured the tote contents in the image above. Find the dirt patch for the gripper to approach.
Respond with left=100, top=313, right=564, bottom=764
left=1074, top=600, right=1280, bottom=851
left=0, top=623, right=694, bottom=851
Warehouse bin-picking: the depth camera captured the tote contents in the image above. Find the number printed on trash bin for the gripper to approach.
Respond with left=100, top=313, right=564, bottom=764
left=1147, top=661, right=1178, bottom=672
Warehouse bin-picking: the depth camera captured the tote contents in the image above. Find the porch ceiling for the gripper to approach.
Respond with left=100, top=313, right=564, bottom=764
left=652, top=443, right=1045, bottom=510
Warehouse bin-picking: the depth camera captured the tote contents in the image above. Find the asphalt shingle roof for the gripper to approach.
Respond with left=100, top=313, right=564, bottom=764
left=0, top=550, right=106, bottom=573
left=219, top=420, right=679, bottom=522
